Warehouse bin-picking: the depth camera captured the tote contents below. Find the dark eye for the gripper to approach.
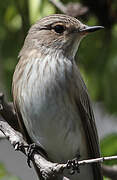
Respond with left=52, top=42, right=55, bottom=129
left=53, top=25, right=65, bottom=34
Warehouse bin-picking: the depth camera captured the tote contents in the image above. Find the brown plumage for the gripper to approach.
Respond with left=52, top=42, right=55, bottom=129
left=12, top=14, right=103, bottom=180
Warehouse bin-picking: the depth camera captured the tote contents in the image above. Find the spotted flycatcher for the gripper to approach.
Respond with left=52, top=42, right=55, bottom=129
left=12, top=14, right=103, bottom=180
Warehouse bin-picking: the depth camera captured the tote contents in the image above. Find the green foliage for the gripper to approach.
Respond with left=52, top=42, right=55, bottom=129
left=102, top=25, right=117, bottom=114
left=0, top=163, right=6, bottom=178
left=104, top=177, right=110, bottom=180
left=101, top=134, right=117, bottom=179
left=101, top=134, right=117, bottom=165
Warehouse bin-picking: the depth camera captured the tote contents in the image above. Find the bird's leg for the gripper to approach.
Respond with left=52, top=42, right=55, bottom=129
left=66, top=154, right=81, bottom=175
left=14, top=142, right=47, bottom=167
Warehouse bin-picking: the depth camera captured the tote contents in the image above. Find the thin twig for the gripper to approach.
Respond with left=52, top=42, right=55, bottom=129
left=49, top=0, right=67, bottom=14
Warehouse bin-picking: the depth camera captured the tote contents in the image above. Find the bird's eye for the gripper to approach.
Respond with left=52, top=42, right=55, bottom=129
left=53, top=25, right=65, bottom=34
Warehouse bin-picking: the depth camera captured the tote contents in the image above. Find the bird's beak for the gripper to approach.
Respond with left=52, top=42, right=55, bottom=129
left=79, top=25, right=104, bottom=35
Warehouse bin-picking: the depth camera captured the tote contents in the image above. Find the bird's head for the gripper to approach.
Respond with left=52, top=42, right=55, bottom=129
left=20, top=14, right=103, bottom=58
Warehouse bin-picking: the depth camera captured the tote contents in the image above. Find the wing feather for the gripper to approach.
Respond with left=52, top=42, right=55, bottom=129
left=75, top=67, right=103, bottom=180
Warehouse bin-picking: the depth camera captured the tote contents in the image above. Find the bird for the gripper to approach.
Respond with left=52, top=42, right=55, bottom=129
left=12, top=14, right=103, bottom=180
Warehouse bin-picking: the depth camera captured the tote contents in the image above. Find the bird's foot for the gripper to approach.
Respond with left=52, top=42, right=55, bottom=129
left=67, top=155, right=80, bottom=175
left=14, top=142, right=33, bottom=167
left=27, top=143, right=48, bottom=168
left=14, top=142, right=47, bottom=168
left=27, top=143, right=37, bottom=167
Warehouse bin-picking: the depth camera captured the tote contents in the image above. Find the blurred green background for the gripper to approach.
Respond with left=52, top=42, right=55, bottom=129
left=0, top=0, right=117, bottom=179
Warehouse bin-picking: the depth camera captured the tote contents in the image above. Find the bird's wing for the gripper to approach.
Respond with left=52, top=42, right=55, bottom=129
left=75, top=68, right=103, bottom=180
left=13, top=95, right=32, bottom=143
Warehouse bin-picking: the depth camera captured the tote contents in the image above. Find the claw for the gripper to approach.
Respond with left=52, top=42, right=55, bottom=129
left=14, top=142, right=20, bottom=151
left=27, top=143, right=48, bottom=168
left=14, top=142, right=27, bottom=152
left=14, top=142, right=47, bottom=168
left=67, top=160, right=72, bottom=169
left=66, top=155, right=80, bottom=175
left=27, top=143, right=37, bottom=168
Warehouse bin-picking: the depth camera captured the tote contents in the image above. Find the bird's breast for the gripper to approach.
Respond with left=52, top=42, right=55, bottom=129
left=15, top=55, right=87, bottom=162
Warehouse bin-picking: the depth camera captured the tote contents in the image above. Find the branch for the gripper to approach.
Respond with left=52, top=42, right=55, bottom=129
left=49, top=0, right=67, bottom=14
left=1, top=115, right=117, bottom=179
left=49, top=0, right=88, bottom=18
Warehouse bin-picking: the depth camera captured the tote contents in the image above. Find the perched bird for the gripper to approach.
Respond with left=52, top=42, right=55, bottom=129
left=12, top=14, right=103, bottom=180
